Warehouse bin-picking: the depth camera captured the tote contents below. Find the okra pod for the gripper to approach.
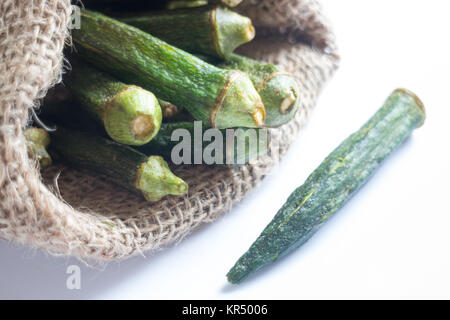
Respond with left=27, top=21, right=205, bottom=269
left=138, top=121, right=268, bottom=166
left=121, top=6, right=255, bottom=59
left=227, top=89, right=426, bottom=284
left=72, top=10, right=265, bottom=129
left=24, top=128, right=52, bottom=168
left=65, top=59, right=162, bottom=146
left=49, top=127, right=188, bottom=202
left=212, top=54, right=301, bottom=128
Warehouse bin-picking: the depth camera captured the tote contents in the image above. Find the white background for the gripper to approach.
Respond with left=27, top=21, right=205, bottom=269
left=1, top=0, right=449, bottom=299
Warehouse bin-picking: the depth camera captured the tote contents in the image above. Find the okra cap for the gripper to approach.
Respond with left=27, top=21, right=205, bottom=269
left=214, top=7, right=255, bottom=58
left=393, top=88, right=426, bottom=128
left=135, top=156, right=188, bottom=202
left=104, top=86, right=163, bottom=146
left=257, top=72, right=301, bottom=128
left=24, top=128, right=52, bottom=168
left=212, top=71, right=266, bottom=129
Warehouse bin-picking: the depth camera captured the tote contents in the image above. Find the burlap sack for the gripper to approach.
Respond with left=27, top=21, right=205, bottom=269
left=0, top=0, right=339, bottom=261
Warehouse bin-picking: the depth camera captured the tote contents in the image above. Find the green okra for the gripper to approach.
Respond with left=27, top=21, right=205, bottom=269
left=72, top=10, right=265, bottom=129
left=121, top=6, right=255, bottom=59
left=227, top=89, right=426, bottom=284
left=65, top=59, right=162, bottom=146
left=49, top=126, right=188, bottom=202
left=138, top=121, right=268, bottom=166
left=24, top=128, right=52, bottom=168
left=210, top=54, right=301, bottom=128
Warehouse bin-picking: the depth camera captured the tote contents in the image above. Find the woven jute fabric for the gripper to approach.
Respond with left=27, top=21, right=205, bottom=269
left=0, top=0, right=339, bottom=261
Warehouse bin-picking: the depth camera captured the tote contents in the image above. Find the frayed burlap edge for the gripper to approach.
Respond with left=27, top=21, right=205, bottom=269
left=0, top=0, right=339, bottom=261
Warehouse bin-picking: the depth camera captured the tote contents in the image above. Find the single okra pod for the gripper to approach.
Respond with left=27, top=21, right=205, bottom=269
left=24, top=128, right=52, bottom=168
left=65, top=59, right=162, bottom=146
left=227, top=89, right=426, bottom=284
left=121, top=5, right=255, bottom=59
left=137, top=121, right=268, bottom=167
left=213, top=54, right=301, bottom=128
left=49, top=127, right=188, bottom=202
left=72, top=10, right=265, bottom=129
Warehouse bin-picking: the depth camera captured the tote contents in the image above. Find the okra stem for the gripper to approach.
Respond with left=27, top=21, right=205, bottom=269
left=213, top=54, right=301, bottom=128
left=65, top=59, right=162, bottom=146
left=49, top=127, right=188, bottom=202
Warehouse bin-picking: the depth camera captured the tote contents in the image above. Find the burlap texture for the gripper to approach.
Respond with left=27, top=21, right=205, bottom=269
left=0, top=0, right=339, bottom=261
